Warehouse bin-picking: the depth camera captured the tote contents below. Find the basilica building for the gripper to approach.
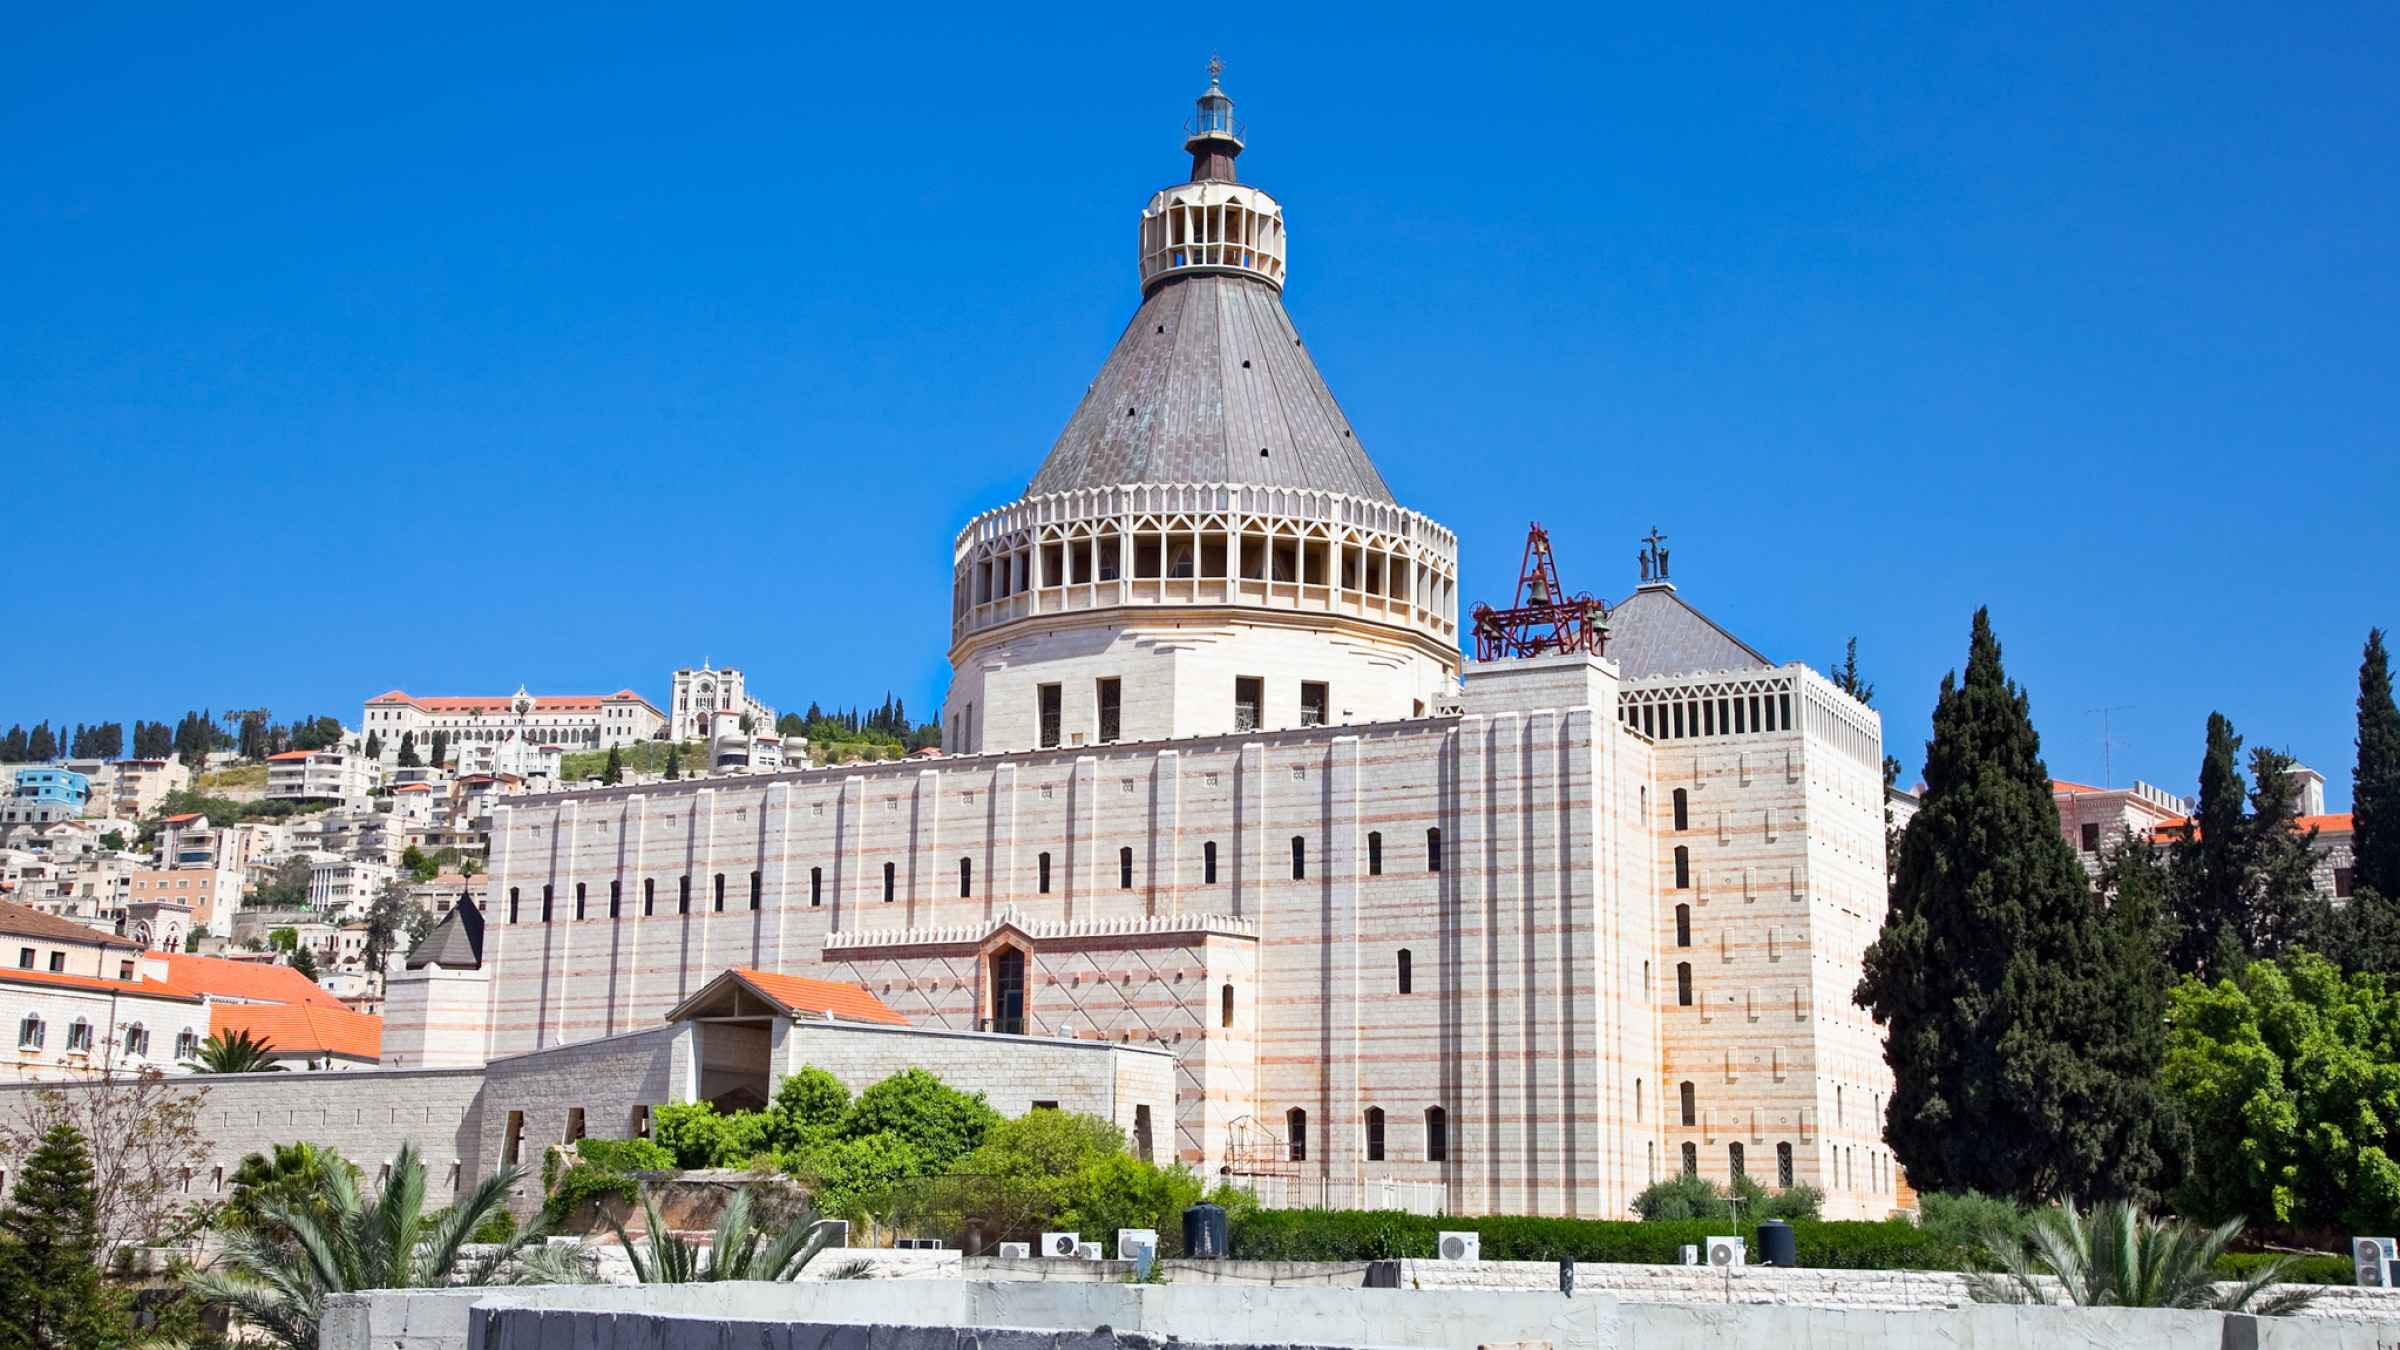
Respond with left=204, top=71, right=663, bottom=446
left=386, top=72, right=1900, bottom=1220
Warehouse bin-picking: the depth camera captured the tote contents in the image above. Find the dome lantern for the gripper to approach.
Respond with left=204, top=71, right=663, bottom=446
left=1184, top=56, right=1246, bottom=181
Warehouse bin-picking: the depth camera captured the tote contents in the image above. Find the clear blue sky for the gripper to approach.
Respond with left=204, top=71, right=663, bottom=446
left=5, top=5, right=2393, bottom=805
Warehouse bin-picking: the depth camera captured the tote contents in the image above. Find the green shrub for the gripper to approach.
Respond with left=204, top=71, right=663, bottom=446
left=840, top=1069, right=1000, bottom=1171
left=782, top=1132, right=926, bottom=1222
left=2211, top=1251, right=2354, bottom=1286
left=542, top=1165, right=637, bottom=1226
left=1917, top=1190, right=2032, bottom=1262
left=1630, top=1175, right=1822, bottom=1223
left=1228, top=1208, right=1962, bottom=1269
left=1631, top=1175, right=1723, bottom=1221
left=575, top=1137, right=675, bottom=1173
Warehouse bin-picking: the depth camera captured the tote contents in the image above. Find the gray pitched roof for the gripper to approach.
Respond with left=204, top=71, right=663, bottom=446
left=1024, top=274, right=1396, bottom=503
left=403, top=894, right=483, bottom=970
left=1607, top=585, right=1773, bottom=681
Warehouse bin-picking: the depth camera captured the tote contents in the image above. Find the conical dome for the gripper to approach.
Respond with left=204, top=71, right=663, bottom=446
left=1024, top=274, right=1396, bottom=503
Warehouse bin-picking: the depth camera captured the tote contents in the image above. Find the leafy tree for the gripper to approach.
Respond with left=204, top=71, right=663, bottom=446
left=246, top=855, right=315, bottom=910
left=185, top=1028, right=286, bottom=1074
left=776, top=713, right=805, bottom=737
left=2358, top=628, right=2400, bottom=899
left=1056, top=1152, right=1205, bottom=1247
left=179, top=1142, right=583, bottom=1350
left=929, top=1108, right=1126, bottom=1238
left=1854, top=608, right=2177, bottom=1204
left=1966, top=1199, right=2315, bottom=1313
left=265, top=928, right=298, bottom=954
left=288, top=945, right=321, bottom=981
left=363, top=730, right=381, bottom=761
left=608, top=1184, right=830, bottom=1282
left=0, top=1062, right=209, bottom=1260
left=664, top=743, right=682, bottom=780
left=840, top=1068, right=999, bottom=1172
left=287, top=716, right=344, bottom=752
left=784, top=1133, right=924, bottom=1222
left=362, top=879, right=413, bottom=975
left=97, top=831, right=126, bottom=853
left=601, top=747, right=624, bottom=785
left=2163, top=949, right=2400, bottom=1235
left=0, top=1124, right=133, bottom=1348
left=767, top=1067, right=850, bottom=1152
left=395, top=731, right=421, bottom=769
left=1629, top=1173, right=1822, bottom=1223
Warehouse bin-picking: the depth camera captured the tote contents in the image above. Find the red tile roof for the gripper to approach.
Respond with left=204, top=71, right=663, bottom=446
left=266, top=751, right=316, bottom=762
left=2050, top=779, right=2106, bottom=795
left=367, top=690, right=662, bottom=715
left=0, top=967, right=200, bottom=1002
left=161, top=812, right=206, bottom=824
left=0, top=899, right=141, bottom=949
left=2148, top=812, right=2353, bottom=844
left=727, top=968, right=908, bottom=1026
left=209, top=1002, right=381, bottom=1062
left=152, top=952, right=344, bottom=1007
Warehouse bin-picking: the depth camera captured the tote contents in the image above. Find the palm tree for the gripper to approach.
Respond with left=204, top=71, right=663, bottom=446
left=607, top=1183, right=832, bottom=1283
left=179, top=1142, right=585, bottom=1349
left=222, top=1141, right=355, bottom=1234
left=184, top=1028, right=285, bottom=1073
left=1967, top=1199, right=2317, bottom=1314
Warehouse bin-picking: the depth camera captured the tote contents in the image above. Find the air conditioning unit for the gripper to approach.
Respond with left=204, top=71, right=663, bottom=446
left=1077, top=1242, right=1104, bottom=1261
left=1436, top=1231, right=1481, bottom=1262
left=1705, top=1236, right=1746, bottom=1269
left=1117, top=1229, right=1159, bottom=1261
left=818, top=1219, right=850, bottom=1248
left=1679, top=1244, right=1700, bottom=1266
left=1041, top=1231, right=1081, bottom=1258
left=2354, top=1237, right=2397, bottom=1287
left=898, top=1238, right=947, bottom=1251
left=996, top=1242, right=1030, bottom=1259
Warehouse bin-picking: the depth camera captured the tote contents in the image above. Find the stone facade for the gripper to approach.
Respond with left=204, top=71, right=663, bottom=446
left=670, top=664, right=776, bottom=743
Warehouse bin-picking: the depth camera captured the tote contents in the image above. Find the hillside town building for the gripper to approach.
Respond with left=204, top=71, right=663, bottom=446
left=362, top=686, right=665, bottom=763
left=670, top=663, right=778, bottom=743
left=383, top=74, right=1904, bottom=1221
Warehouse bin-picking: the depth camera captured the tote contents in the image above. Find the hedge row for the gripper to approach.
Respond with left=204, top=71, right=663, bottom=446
left=2211, top=1251, right=2356, bottom=1286
left=1227, top=1208, right=1963, bottom=1270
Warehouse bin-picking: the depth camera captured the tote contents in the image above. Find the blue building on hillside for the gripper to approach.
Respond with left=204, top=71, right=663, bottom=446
left=10, top=767, right=90, bottom=807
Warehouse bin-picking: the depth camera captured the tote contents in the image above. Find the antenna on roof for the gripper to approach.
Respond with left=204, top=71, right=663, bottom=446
left=2086, top=704, right=2134, bottom=788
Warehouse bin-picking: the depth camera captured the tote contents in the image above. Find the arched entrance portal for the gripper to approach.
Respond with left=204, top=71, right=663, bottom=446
left=987, top=946, right=1027, bottom=1035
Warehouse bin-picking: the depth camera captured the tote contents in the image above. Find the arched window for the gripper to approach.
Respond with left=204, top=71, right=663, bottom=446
left=1676, top=962, right=1693, bottom=1007
left=1119, top=847, right=1135, bottom=889
left=712, top=873, right=726, bottom=911
left=609, top=880, right=622, bottom=918
left=1424, top=1106, right=1447, bottom=1162
left=1038, top=852, right=1053, bottom=894
left=574, top=882, right=586, bottom=920
left=644, top=878, right=656, bottom=916
left=1290, top=836, right=1307, bottom=880
left=809, top=868, right=823, bottom=907
left=1397, top=949, right=1412, bottom=994
left=1680, top=1142, right=1697, bottom=1177
left=1364, top=1107, right=1385, bottom=1161
left=882, top=862, right=896, bottom=902
left=959, top=857, right=973, bottom=898
left=175, top=1028, right=199, bottom=1061
left=749, top=871, right=761, bottom=910
left=1679, top=1081, right=1696, bottom=1126
left=541, top=884, right=554, bottom=922
left=1675, top=903, right=1691, bottom=947
left=1220, top=982, right=1234, bottom=1029
left=66, top=1018, right=92, bottom=1053
left=1777, top=1141, right=1794, bottom=1188
left=1672, top=788, right=1689, bottom=831
left=1366, top=831, right=1383, bottom=876
left=1729, top=1143, right=1746, bottom=1180
left=1674, top=846, right=1690, bottom=889
left=123, top=1023, right=148, bottom=1057
left=1202, top=841, right=1218, bottom=884
left=1285, top=1109, right=1307, bottom=1162
left=1426, top=827, right=1442, bottom=872
left=508, top=887, right=521, bottom=923
left=678, top=876, right=692, bottom=914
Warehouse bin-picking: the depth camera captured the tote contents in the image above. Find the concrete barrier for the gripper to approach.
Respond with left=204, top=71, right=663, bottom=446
left=323, top=1274, right=2400, bottom=1350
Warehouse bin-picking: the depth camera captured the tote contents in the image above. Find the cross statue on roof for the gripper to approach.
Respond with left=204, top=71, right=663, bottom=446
left=1208, top=53, right=1225, bottom=85
left=1639, top=527, right=1670, bottom=583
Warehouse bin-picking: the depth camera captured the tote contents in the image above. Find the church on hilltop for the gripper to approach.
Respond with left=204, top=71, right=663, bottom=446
left=386, top=69, right=1901, bottom=1220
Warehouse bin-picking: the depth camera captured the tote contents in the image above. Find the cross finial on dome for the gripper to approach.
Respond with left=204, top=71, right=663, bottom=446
left=1207, top=53, right=1225, bottom=86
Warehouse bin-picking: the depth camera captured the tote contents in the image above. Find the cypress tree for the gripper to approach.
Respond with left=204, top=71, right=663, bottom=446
left=1855, top=608, right=2177, bottom=1204
left=665, top=744, right=681, bottom=781
left=428, top=729, right=449, bottom=768
left=363, top=730, right=382, bottom=762
left=2358, top=628, right=2400, bottom=898
left=602, top=747, right=624, bottom=785
left=0, top=1124, right=131, bottom=1348
left=396, top=731, right=421, bottom=768
left=25, top=722, right=54, bottom=762
left=2168, top=712, right=2248, bottom=976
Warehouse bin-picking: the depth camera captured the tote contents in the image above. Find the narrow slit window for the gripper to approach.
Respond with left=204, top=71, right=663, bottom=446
left=959, top=857, right=973, bottom=898
left=1424, top=1106, right=1447, bottom=1162
left=1674, top=846, right=1690, bottom=889
left=1676, top=903, right=1691, bottom=947
left=1038, top=851, right=1053, bottom=894
left=1673, top=788, right=1689, bottom=831
left=1679, top=1081, right=1696, bottom=1126
left=1119, top=846, right=1134, bottom=889
left=1202, top=840, right=1218, bottom=884
left=882, top=862, right=896, bottom=902
left=678, top=876, right=691, bottom=914
left=1677, top=961, right=1693, bottom=1006
left=1397, top=949, right=1412, bottom=994
left=643, top=879, right=655, bottom=916
left=1366, top=831, right=1383, bottom=875
left=1286, top=1109, right=1307, bottom=1162
left=1365, top=1107, right=1385, bottom=1162
left=810, top=867, right=822, bottom=907
left=1220, top=982, right=1234, bottom=1028
left=1290, top=835, right=1306, bottom=881
left=749, top=871, right=761, bottom=909
left=1426, top=827, right=1441, bottom=872
left=712, top=873, right=725, bottom=912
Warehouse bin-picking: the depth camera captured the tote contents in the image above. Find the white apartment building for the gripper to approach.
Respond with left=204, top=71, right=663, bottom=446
left=670, top=663, right=777, bottom=742
left=362, top=686, right=664, bottom=764
left=309, top=857, right=396, bottom=919
left=267, top=748, right=371, bottom=804
left=108, top=758, right=190, bottom=818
